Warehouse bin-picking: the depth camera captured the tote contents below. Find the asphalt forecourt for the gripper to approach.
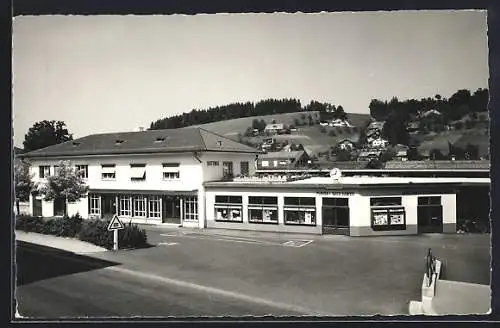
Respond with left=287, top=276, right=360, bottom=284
left=157, top=230, right=315, bottom=248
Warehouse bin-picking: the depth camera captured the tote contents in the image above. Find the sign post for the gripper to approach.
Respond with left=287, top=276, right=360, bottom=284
left=107, top=214, right=125, bottom=251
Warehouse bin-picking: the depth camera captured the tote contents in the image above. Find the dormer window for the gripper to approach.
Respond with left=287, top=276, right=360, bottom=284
left=115, top=139, right=124, bottom=145
left=217, top=140, right=222, bottom=147
left=72, top=141, right=81, bottom=147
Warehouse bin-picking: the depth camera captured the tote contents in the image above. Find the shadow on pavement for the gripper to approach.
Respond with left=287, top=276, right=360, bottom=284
left=15, top=241, right=120, bottom=286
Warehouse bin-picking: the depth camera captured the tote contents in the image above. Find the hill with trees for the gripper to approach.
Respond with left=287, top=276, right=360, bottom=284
left=149, top=98, right=352, bottom=130
left=369, top=88, right=488, bottom=146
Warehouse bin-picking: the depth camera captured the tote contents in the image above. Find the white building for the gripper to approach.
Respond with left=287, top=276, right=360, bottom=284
left=19, top=127, right=490, bottom=237
left=204, top=175, right=489, bottom=236
left=21, top=128, right=261, bottom=228
left=370, top=138, right=389, bottom=149
left=264, top=123, right=284, bottom=134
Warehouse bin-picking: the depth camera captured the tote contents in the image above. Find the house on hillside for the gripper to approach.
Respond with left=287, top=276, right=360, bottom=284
left=335, top=135, right=361, bottom=151
left=367, top=121, right=385, bottom=131
left=257, top=150, right=311, bottom=169
left=406, top=121, right=420, bottom=133
left=328, top=119, right=353, bottom=127
left=369, top=138, right=389, bottom=149
left=264, top=123, right=284, bottom=135
left=418, top=109, right=442, bottom=119
left=261, top=137, right=275, bottom=152
left=357, top=149, right=382, bottom=162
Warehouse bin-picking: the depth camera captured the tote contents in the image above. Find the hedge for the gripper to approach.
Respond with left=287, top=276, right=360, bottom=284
left=78, top=219, right=148, bottom=250
left=15, top=214, right=149, bottom=250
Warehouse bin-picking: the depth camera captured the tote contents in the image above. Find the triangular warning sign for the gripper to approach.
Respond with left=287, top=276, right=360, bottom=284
left=107, top=214, right=125, bottom=231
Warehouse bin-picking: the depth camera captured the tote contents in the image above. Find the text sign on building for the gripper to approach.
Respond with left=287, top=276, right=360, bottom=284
left=107, top=215, right=125, bottom=231
left=317, top=192, right=354, bottom=196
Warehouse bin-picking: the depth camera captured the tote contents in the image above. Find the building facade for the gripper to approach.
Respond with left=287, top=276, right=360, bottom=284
left=19, top=127, right=490, bottom=237
left=204, top=176, right=488, bottom=236
left=21, top=128, right=261, bottom=228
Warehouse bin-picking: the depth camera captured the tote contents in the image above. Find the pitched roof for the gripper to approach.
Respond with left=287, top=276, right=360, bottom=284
left=264, top=123, right=284, bottom=130
left=259, top=150, right=306, bottom=161
left=21, top=127, right=261, bottom=158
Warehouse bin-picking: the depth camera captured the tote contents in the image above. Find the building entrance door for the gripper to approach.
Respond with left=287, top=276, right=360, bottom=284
left=101, top=195, right=117, bottom=219
left=163, top=196, right=181, bottom=224
left=321, top=198, right=350, bottom=235
left=417, top=196, right=443, bottom=233
left=32, top=197, right=42, bottom=217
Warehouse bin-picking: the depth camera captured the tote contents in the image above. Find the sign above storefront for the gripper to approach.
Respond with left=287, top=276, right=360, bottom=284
left=317, top=191, right=354, bottom=196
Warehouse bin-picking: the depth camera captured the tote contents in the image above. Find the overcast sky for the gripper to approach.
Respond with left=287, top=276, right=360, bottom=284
left=12, top=11, right=488, bottom=147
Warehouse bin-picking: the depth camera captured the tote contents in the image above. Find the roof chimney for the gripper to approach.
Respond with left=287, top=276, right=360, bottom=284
left=138, top=127, right=145, bottom=132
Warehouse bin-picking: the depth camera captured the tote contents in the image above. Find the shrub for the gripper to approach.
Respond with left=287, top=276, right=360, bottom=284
left=457, top=219, right=490, bottom=234
left=319, top=126, right=327, bottom=133
left=78, top=218, right=148, bottom=250
left=53, top=214, right=83, bottom=237
left=78, top=219, right=114, bottom=249
left=119, top=222, right=148, bottom=249
left=15, top=215, right=44, bottom=233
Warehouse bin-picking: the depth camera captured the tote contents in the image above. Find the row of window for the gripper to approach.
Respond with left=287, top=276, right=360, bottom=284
left=88, top=194, right=199, bottom=221
left=39, top=165, right=89, bottom=179
left=39, top=160, right=250, bottom=181
left=214, top=196, right=317, bottom=226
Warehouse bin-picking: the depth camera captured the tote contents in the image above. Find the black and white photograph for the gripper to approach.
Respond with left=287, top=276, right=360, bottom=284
left=12, top=10, right=491, bottom=319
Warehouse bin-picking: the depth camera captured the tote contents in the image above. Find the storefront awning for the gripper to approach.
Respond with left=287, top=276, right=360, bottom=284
left=162, top=167, right=180, bottom=173
left=101, top=166, right=116, bottom=174
left=88, top=189, right=197, bottom=196
left=130, top=167, right=146, bottom=179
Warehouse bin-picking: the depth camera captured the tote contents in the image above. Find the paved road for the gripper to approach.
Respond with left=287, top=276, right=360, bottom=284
left=15, top=242, right=306, bottom=318
left=15, top=227, right=490, bottom=318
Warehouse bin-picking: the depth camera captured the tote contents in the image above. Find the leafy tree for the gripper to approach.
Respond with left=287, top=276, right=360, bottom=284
left=23, top=120, right=73, bottom=151
left=333, top=105, right=348, bottom=120
left=430, top=149, right=446, bottom=160
left=300, top=113, right=306, bottom=121
left=39, top=160, right=89, bottom=216
left=252, top=119, right=261, bottom=130
left=336, top=149, right=351, bottom=161
left=366, top=158, right=383, bottom=169
left=464, top=143, right=479, bottom=160
left=293, top=118, right=300, bottom=127
left=15, top=160, right=35, bottom=214
left=379, top=148, right=397, bottom=162
left=454, top=121, right=464, bottom=130
left=406, top=146, right=421, bottom=161
left=382, top=112, right=409, bottom=145
left=307, top=114, right=314, bottom=126
left=259, top=119, right=267, bottom=131
left=244, top=127, right=254, bottom=137
left=369, top=99, right=389, bottom=121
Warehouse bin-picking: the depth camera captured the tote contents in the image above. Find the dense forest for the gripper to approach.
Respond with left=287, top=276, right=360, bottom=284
left=150, top=99, right=302, bottom=130
left=149, top=99, right=349, bottom=130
